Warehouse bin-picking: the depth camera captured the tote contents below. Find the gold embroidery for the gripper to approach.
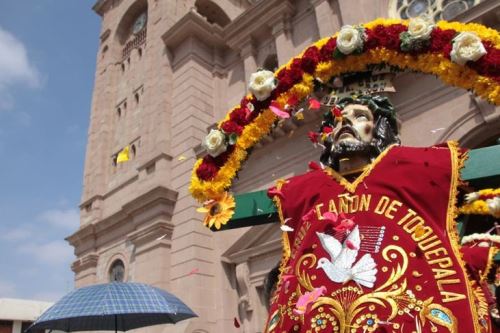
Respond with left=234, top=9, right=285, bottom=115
left=323, top=145, right=397, bottom=193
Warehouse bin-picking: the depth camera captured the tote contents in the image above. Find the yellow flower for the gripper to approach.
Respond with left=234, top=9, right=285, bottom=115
left=196, top=192, right=236, bottom=229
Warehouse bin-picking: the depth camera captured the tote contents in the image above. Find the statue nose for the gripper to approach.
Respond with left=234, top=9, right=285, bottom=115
left=341, top=116, right=353, bottom=126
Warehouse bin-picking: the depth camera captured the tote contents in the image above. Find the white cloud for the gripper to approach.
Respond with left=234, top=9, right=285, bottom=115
left=0, top=26, right=40, bottom=110
left=19, top=240, right=74, bottom=266
left=0, top=226, right=34, bottom=242
left=38, top=208, right=80, bottom=230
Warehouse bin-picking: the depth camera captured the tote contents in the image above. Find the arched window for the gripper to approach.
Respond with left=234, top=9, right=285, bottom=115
left=109, top=259, right=125, bottom=282
left=115, top=0, right=148, bottom=61
left=195, top=0, right=231, bottom=27
left=263, top=54, right=279, bottom=72
left=389, top=0, right=483, bottom=21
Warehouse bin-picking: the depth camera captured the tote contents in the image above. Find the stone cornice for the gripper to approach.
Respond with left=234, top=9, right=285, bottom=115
left=71, top=253, right=99, bottom=273
left=224, top=0, right=295, bottom=51
left=128, top=221, right=174, bottom=248
left=162, top=10, right=226, bottom=52
left=66, top=186, right=177, bottom=251
left=80, top=194, right=104, bottom=209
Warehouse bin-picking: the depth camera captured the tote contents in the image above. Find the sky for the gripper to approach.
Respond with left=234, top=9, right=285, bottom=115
left=0, top=1, right=100, bottom=302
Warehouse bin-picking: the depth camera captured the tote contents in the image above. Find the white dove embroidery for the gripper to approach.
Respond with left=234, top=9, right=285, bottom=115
left=316, top=225, right=377, bottom=288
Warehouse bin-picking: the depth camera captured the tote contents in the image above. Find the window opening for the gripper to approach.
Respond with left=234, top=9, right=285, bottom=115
left=109, top=259, right=125, bottom=282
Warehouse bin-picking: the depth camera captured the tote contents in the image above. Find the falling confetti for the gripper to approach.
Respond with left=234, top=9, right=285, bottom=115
left=308, top=98, right=321, bottom=110
left=156, top=234, right=168, bottom=241
left=233, top=317, right=240, bottom=328
left=188, top=268, right=199, bottom=275
left=280, top=225, right=294, bottom=232
left=178, top=155, right=186, bottom=161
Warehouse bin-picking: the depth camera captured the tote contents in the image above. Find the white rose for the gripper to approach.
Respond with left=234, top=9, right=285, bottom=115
left=487, top=197, right=500, bottom=216
left=407, top=17, right=433, bottom=40
left=337, top=25, right=364, bottom=55
left=202, top=129, right=227, bottom=157
left=248, top=70, right=276, bottom=101
left=450, top=32, right=487, bottom=65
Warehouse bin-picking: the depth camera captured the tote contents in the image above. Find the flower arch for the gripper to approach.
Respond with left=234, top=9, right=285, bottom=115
left=190, top=18, right=500, bottom=225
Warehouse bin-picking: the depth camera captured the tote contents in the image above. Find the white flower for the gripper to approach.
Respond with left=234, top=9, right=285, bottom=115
left=487, top=197, right=500, bottom=216
left=248, top=70, right=276, bottom=101
left=465, top=191, right=480, bottom=204
left=407, top=17, right=433, bottom=40
left=450, top=32, right=487, bottom=65
left=336, top=25, right=364, bottom=55
left=202, top=129, right=227, bottom=157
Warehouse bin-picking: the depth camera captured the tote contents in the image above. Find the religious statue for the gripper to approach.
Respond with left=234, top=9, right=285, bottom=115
left=189, top=17, right=500, bottom=333
left=264, top=88, right=496, bottom=333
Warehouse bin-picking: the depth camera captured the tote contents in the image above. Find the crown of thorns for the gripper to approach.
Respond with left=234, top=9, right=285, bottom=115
left=320, top=94, right=398, bottom=135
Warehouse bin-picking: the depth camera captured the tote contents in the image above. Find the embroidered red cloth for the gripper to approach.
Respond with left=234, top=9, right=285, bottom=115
left=265, top=143, right=491, bottom=333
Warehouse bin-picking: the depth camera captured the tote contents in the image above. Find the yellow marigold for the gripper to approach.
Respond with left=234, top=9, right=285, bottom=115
left=315, top=62, right=335, bottom=82
left=364, top=18, right=408, bottom=29
left=437, top=21, right=500, bottom=47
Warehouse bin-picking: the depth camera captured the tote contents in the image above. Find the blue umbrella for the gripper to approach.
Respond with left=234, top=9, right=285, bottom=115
left=26, top=282, right=197, bottom=332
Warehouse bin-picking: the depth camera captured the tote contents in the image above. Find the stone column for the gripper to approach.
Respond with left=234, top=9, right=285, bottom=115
left=240, top=38, right=257, bottom=89
left=311, top=0, right=341, bottom=38
left=272, top=16, right=295, bottom=66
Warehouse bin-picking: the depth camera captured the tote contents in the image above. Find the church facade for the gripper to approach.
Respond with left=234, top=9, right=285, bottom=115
left=66, top=0, right=500, bottom=332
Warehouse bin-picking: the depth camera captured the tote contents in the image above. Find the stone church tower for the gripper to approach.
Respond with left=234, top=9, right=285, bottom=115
left=67, top=0, right=499, bottom=332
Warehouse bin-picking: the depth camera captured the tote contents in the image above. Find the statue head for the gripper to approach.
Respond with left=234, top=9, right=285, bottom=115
left=319, top=94, right=400, bottom=170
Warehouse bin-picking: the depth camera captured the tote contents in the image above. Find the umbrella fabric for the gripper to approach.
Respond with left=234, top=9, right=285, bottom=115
left=26, top=282, right=196, bottom=332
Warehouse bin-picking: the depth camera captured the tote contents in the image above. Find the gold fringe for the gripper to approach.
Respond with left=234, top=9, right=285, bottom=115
left=446, top=141, right=482, bottom=332
left=269, top=179, right=292, bottom=307
left=480, top=246, right=500, bottom=281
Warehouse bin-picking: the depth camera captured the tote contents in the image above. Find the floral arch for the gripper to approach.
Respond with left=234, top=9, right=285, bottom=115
left=190, top=18, right=500, bottom=228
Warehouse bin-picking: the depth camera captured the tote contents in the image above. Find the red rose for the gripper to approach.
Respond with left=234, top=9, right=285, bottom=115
left=196, top=159, right=219, bottom=180
left=289, top=58, right=305, bottom=81
left=229, top=107, right=249, bottom=126
left=365, top=24, right=406, bottom=51
left=301, top=46, right=320, bottom=73
left=430, top=28, right=456, bottom=55
left=276, top=59, right=304, bottom=94
left=469, top=42, right=500, bottom=80
left=323, top=126, right=333, bottom=134
left=214, top=145, right=235, bottom=167
left=221, top=121, right=243, bottom=135
left=320, top=38, right=337, bottom=61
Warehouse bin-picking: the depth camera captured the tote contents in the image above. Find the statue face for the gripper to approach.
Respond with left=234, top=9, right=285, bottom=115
left=333, top=104, right=374, bottom=145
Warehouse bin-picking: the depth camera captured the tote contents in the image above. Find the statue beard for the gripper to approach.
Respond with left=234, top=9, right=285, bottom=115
left=331, top=140, right=373, bottom=159
left=322, top=125, right=376, bottom=169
